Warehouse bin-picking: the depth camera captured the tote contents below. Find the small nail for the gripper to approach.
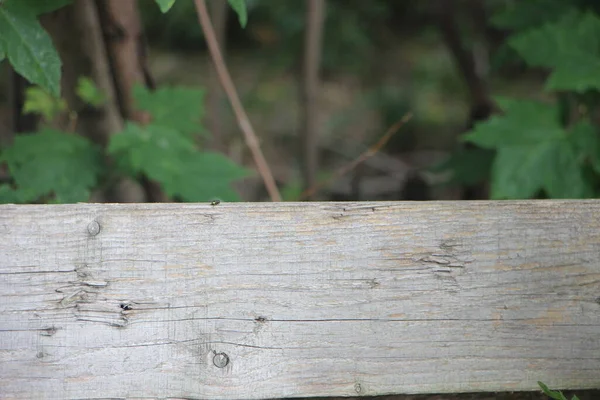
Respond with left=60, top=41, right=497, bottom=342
left=87, top=221, right=100, bottom=236
left=213, top=352, right=229, bottom=368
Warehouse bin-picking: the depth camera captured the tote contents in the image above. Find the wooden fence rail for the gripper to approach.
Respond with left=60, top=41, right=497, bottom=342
left=1, top=201, right=599, bottom=399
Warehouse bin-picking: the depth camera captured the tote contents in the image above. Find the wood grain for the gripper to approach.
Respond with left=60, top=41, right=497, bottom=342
left=1, top=201, right=599, bottom=399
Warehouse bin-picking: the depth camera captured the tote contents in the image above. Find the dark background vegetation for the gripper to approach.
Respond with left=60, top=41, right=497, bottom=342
left=1, top=0, right=600, bottom=398
left=3, top=0, right=600, bottom=203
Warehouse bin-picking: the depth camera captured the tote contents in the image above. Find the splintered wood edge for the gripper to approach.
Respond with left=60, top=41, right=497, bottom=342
left=0, top=200, right=599, bottom=399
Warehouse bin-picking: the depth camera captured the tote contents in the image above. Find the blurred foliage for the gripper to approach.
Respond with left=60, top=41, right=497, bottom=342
left=109, top=85, right=250, bottom=202
left=76, top=76, right=106, bottom=107
left=0, top=129, right=103, bottom=203
left=23, top=86, right=67, bottom=121
left=4, top=0, right=600, bottom=202
left=141, top=0, right=398, bottom=73
left=448, top=0, right=600, bottom=199
left=0, top=81, right=250, bottom=204
left=133, top=85, right=206, bottom=137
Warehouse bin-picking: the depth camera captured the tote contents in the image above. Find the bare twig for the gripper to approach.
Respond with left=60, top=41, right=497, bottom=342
left=206, top=0, right=229, bottom=152
left=298, top=112, right=413, bottom=200
left=193, top=0, right=281, bottom=202
left=300, top=0, right=326, bottom=199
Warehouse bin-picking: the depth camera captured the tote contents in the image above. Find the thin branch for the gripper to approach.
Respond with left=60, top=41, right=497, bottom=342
left=193, top=0, right=282, bottom=202
left=297, top=112, right=413, bottom=200
left=300, top=0, right=326, bottom=199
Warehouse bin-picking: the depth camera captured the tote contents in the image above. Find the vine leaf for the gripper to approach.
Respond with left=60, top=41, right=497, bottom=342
left=0, top=129, right=104, bottom=203
left=154, top=0, right=176, bottom=13
left=108, top=122, right=250, bottom=201
left=0, top=1, right=62, bottom=96
left=228, top=0, right=247, bottom=28
left=509, top=11, right=600, bottom=92
left=463, top=97, right=591, bottom=199
left=133, top=85, right=206, bottom=137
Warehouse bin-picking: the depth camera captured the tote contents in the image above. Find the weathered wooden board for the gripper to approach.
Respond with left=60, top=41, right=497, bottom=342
left=0, top=201, right=599, bottom=399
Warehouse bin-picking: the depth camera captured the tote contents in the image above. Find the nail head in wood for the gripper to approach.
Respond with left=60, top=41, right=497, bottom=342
left=87, top=221, right=100, bottom=236
left=213, top=352, right=229, bottom=368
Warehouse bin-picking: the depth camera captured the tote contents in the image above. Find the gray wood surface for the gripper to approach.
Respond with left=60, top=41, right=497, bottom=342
left=1, top=201, right=599, bottom=399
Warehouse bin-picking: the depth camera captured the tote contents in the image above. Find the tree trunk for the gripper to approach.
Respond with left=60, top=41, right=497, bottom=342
left=96, top=0, right=168, bottom=202
left=41, top=0, right=146, bottom=203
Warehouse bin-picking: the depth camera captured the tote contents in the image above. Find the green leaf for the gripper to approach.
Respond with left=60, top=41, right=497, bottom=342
left=0, top=129, right=104, bottom=203
left=538, top=382, right=568, bottom=400
left=542, top=140, right=592, bottom=198
left=108, top=122, right=196, bottom=171
left=545, top=59, right=600, bottom=92
left=463, top=98, right=564, bottom=149
left=228, top=0, right=247, bottom=28
left=170, top=152, right=251, bottom=201
left=0, top=47, right=5, bottom=62
left=76, top=76, right=106, bottom=107
left=23, top=86, right=67, bottom=120
left=490, top=139, right=590, bottom=199
left=491, top=145, right=552, bottom=199
left=108, top=122, right=250, bottom=201
left=509, top=11, right=600, bottom=93
left=154, top=0, right=176, bottom=13
left=133, top=85, right=206, bottom=136
left=3, top=0, right=72, bottom=16
left=0, top=3, right=62, bottom=96
left=463, top=97, right=593, bottom=199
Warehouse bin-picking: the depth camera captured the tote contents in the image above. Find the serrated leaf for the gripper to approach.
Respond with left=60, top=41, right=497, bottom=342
left=3, top=0, right=72, bottom=16
left=0, top=3, right=62, bottom=96
left=228, top=0, right=247, bottom=28
left=23, top=86, right=66, bottom=120
left=463, top=98, right=564, bottom=149
left=168, top=152, right=251, bottom=201
left=108, top=122, right=196, bottom=172
left=545, top=58, right=600, bottom=92
left=76, top=76, right=106, bottom=107
left=509, top=11, right=600, bottom=93
left=133, top=85, right=205, bottom=136
left=542, top=140, right=592, bottom=198
left=491, top=139, right=590, bottom=199
left=491, top=145, right=551, bottom=199
left=1, top=129, right=103, bottom=203
left=108, top=122, right=250, bottom=201
left=154, top=0, right=176, bottom=13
